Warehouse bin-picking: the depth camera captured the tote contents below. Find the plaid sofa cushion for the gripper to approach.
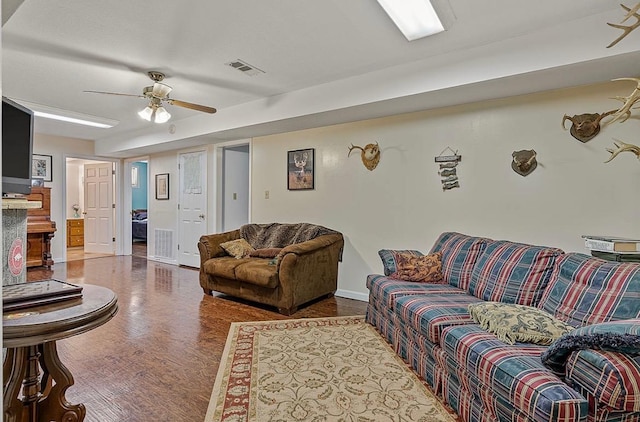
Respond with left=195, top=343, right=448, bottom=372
left=394, top=294, right=483, bottom=343
left=538, top=253, right=640, bottom=327
left=468, top=240, right=564, bottom=306
left=429, top=232, right=490, bottom=290
left=441, top=324, right=588, bottom=422
left=366, top=274, right=467, bottom=310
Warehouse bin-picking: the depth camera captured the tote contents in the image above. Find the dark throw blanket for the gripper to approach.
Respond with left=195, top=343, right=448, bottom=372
left=240, top=223, right=339, bottom=249
left=541, top=333, right=640, bottom=374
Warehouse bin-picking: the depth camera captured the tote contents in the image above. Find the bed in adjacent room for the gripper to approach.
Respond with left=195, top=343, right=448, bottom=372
left=132, top=209, right=147, bottom=242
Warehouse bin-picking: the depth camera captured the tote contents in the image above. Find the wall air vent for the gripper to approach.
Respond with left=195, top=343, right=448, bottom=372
left=225, top=59, right=265, bottom=76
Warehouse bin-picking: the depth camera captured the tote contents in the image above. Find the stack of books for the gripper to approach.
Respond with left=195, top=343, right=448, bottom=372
left=582, top=235, right=640, bottom=262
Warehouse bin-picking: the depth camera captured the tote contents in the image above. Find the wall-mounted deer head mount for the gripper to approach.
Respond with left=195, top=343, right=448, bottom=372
left=604, top=139, right=640, bottom=163
left=511, top=150, right=537, bottom=177
left=607, top=2, right=640, bottom=48
left=348, top=142, right=381, bottom=171
left=562, top=110, right=615, bottom=142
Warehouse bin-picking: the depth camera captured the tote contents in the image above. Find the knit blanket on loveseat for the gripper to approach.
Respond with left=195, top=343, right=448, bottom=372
left=240, top=222, right=339, bottom=249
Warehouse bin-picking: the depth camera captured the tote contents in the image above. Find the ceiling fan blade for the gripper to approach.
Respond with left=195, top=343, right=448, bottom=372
left=84, top=90, right=144, bottom=98
left=166, top=99, right=217, bottom=114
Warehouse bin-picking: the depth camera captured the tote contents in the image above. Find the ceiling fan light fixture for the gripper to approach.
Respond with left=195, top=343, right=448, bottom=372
left=154, top=106, right=171, bottom=124
left=138, top=106, right=154, bottom=121
left=152, top=82, right=172, bottom=98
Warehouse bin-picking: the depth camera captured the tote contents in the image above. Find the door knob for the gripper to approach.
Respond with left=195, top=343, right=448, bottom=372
left=82, top=212, right=87, bottom=215
left=199, top=214, right=205, bottom=219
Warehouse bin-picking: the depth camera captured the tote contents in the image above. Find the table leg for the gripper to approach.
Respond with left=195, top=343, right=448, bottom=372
left=37, top=342, right=86, bottom=422
left=2, top=343, right=86, bottom=422
left=3, top=347, right=28, bottom=422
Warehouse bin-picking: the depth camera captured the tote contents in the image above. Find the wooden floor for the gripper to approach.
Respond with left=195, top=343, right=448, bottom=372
left=26, top=255, right=368, bottom=422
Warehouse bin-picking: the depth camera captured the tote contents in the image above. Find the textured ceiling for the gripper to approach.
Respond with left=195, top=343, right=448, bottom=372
left=3, top=1, right=639, bottom=156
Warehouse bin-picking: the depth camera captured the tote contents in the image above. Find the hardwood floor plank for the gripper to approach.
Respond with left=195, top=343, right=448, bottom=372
left=26, top=255, right=368, bottom=422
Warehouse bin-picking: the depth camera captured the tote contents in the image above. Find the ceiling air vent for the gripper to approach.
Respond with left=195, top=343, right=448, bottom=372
left=225, top=59, right=264, bottom=77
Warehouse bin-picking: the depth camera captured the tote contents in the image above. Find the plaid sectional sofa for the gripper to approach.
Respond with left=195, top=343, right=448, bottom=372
left=366, top=232, right=640, bottom=422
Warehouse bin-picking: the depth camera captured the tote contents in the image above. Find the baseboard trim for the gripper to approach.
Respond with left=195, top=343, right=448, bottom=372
left=335, top=289, right=368, bottom=302
left=149, top=256, right=178, bottom=266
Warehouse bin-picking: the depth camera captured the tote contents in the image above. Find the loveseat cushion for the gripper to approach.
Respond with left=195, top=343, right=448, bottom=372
left=429, top=232, right=489, bottom=290
left=468, top=240, right=563, bottom=306
left=394, top=293, right=483, bottom=343
left=538, top=253, right=640, bottom=327
left=366, top=274, right=467, bottom=310
left=234, top=259, right=279, bottom=288
left=202, top=257, right=249, bottom=279
left=440, top=324, right=588, bottom=422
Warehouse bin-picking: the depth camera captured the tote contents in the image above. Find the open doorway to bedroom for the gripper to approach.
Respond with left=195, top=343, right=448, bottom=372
left=131, top=160, right=148, bottom=258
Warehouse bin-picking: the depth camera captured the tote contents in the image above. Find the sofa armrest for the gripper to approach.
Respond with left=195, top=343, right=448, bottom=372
left=276, top=233, right=344, bottom=309
left=197, top=229, right=241, bottom=265
left=566, top=350, right=640, bottom=412
left=541, top=319, right=640, bottom=411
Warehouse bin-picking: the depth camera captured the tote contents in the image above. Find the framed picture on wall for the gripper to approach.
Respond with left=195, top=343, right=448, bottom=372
left=287, top=148, right=314, bottom=190
left=155, top=173, right=169, bottom=200
left=32, top=154, right=53, bottom=182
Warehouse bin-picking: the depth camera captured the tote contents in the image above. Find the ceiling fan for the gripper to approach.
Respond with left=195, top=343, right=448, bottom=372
left=85, top=71, right=217, bottom=123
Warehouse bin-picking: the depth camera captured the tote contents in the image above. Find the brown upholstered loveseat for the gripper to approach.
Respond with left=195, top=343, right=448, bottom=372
left=198, top=223, right=344, bottom=315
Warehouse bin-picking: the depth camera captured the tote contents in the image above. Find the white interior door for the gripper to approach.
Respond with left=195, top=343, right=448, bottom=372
left=178, top=151, right=207, bottom=267
left=84, top=162, right=114, bottom=254
left=222, top=145, right=250, bottom=231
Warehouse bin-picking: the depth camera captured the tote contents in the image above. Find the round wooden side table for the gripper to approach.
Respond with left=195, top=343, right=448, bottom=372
left=3, top=283, right=118, bottom=422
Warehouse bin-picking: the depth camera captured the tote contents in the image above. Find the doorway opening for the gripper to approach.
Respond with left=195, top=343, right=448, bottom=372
left=131, top=160, right=148, bottom=258
left=65, top=157, right=116, bottom=261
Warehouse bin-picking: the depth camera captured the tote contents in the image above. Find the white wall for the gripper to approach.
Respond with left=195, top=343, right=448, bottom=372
left=147, top=151, right=178, bottom=262
left=33, top=134, right=95, bottom=261
left=250, top=81, right=640, bottom=299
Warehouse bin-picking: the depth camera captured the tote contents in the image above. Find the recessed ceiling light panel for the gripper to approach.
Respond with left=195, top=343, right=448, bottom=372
left=376, top=0, right=445, bottom=41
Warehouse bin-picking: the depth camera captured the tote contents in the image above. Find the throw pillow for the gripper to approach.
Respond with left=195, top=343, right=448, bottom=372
left=468, top=302, right=574, bottom=345
left=249, top=248, right=283, bottom=259
left=220, top=238, right=255, bottom=259
left=378, top=249, right=424, bottom=275
left=390, top=251, right=445, bottom=284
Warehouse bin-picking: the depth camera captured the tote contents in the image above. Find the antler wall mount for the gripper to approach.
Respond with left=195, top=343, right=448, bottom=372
left=607, top=2, right=640, bottom=48
left=561, top=110, right=616, bottom=142
left=511, top=150, right=538, bottom=176
left=348, top=142, right=381, bottom=171
left=604, top=139, right=640, bottom=163
left=606, top=77, right=640, bottom=125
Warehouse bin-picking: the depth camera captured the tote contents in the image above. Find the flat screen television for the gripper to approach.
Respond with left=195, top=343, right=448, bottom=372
left=2, top=97, right=34, bottom=197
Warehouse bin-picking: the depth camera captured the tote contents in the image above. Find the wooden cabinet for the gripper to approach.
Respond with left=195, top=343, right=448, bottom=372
left=25, top=187, right=56, bottom=268
left=67, top=219, right=84, bottom=247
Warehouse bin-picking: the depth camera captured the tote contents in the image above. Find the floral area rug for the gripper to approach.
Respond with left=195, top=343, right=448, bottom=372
left=204, top=316, right=458, bottom=421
